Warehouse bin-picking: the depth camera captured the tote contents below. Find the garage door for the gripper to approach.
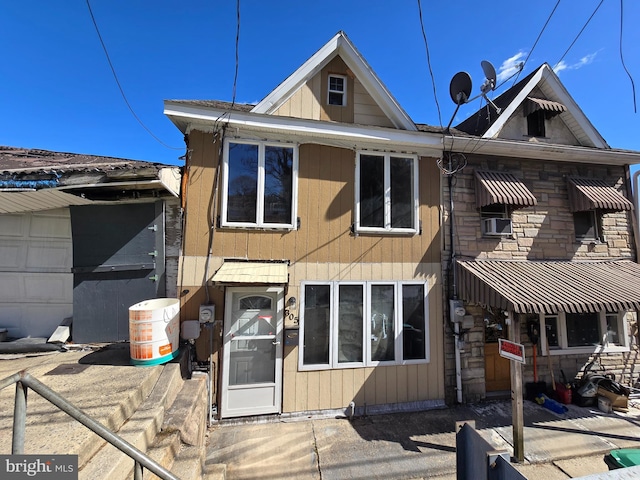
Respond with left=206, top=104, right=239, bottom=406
left=0, top=209, right=72, bottom=338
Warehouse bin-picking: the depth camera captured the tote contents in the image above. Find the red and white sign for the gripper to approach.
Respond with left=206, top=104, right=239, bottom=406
left=498, top=338, right=526, bottom=363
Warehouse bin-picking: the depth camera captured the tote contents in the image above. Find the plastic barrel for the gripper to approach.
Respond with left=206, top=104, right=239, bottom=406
left=129, top=298, right=181, bottom=366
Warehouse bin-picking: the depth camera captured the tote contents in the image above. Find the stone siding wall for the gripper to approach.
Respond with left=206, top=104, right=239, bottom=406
left=442, top=153, right=638, bottom=404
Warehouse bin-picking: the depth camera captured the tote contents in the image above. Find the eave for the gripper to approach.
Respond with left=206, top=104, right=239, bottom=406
left=164, top=102, right=442, bottom=156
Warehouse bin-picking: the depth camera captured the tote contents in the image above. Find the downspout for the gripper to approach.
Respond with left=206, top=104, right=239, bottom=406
left=448, top=167, right=463, bottom=405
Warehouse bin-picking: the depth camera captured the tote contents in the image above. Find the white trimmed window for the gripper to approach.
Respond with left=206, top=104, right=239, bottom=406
left=355, top=152, right=419, bottom=234
left=541, top=310, right=630, bottom=355
left=222, top=139, right=298, bottom=229
left=299, top=281, right=429, bottom=370
left=328, top=74, right=347, bottom=106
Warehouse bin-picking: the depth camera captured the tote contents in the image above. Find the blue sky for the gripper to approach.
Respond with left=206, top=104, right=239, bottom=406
left=1, top=1, right=638, bottom=167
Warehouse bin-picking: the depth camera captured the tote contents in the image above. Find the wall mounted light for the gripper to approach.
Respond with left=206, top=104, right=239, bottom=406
left=287, top=297, right=297, bottom=310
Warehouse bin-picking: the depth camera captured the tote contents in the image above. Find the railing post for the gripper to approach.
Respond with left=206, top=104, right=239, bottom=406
left=134, top=461, right=143, bottom=480
left=12, top=381, right=28, bottom=454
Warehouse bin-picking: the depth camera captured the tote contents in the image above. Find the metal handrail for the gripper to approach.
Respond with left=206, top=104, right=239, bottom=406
left=1, top=370, right=179, bottom=480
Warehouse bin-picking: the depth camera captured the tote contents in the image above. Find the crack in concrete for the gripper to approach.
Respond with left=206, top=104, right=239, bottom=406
left=311, top=420, right=323, bottom=480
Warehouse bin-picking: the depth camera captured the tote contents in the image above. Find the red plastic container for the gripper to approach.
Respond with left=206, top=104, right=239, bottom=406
left=555, top=383, right=572, bottom=404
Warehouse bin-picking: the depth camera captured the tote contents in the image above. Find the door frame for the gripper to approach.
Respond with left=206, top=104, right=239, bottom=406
left=220, top=286, right=284, bottom=418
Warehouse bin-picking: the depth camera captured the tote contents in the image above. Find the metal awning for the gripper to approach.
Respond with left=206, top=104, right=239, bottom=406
left=0, top=189, right=93, bottom=214
left=524, top=97, right=567, bottom=117
left=475, top=171, right=538, bottom=208
left=211, top=260, right=289, bottom=285
left=457, top=259, right=640, bottom=314
left=567, top=176, right=634, bottom=212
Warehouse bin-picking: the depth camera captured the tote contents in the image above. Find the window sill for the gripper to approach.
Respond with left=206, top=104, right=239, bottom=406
left=353, top=228, right=418, bottom=236
left=219, top=224, right=296, bottom=232
left=545, top=345, right=630, bottom=356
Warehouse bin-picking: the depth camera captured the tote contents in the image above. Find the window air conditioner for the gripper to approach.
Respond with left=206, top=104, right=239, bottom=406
left=483, top=217, right=512, bottom=236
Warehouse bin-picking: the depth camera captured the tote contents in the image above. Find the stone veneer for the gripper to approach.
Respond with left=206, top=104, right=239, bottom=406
left=442, top=153, right=639, bottom=404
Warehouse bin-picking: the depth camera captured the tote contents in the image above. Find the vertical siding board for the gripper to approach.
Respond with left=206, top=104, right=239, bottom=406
left=307, top=371, right=321, bottom=411
left=407, top=364, right=418, bottom=402
left=375, top=367, right=386, bottom=405
left=319, top=370, right=331, bottom=409
left=396, top=365, right=408, bottom=403
left=417, top=364, right=430, bottom=399
left=364, top=367, right=376, bottom=405
left=353, top=368, right=366, bottom=405
left=295, top=370, right=308, bottom=412
left=386, top=366, right=398, bottom=404
left=342, top=367, right=355, bottom=405
left=339, top=150, right=353, bottom=266
left=330, top=370, right=343, bottom=409
left=305, top=145, right=321, bottom=264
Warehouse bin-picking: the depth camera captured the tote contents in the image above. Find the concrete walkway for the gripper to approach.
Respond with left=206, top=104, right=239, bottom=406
left=206, top=400, right=640, bottom=480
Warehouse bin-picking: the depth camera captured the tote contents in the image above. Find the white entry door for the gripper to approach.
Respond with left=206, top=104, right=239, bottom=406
left=220, top=287, right=283, bottom=418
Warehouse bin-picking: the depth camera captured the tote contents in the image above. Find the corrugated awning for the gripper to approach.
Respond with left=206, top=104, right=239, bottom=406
left=567, top=176, right=633, bottom=212
left=0, top=189, right=93, bottom=214
left=457, top=259, right=640, bottom=314
left=524, top=97, right=567, bottom=117
left=211, top=261, right=288, bottom=285
left=475, top=170, right=538, bottom=208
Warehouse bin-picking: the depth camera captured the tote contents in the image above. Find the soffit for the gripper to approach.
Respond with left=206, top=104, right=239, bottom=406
left=0, top=189, right=93, bottom=214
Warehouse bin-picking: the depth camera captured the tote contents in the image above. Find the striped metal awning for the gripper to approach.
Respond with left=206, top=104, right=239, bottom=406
left=524, top=97, right=567, bottom=117
left=457, top=259, right=640, bottom=314
left=475, top=170, right=538, bottom=208
left=567, top=176, right=634, bottom=212
left=211, top=260, right=289, bottom=285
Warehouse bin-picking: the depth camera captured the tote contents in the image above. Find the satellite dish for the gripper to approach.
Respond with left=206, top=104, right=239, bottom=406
left=449, top=72, right=472, bottom=105
left=479, top=60, right=501, bottom=113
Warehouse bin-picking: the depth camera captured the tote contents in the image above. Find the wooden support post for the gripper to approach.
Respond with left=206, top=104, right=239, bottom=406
left=509, top=311, right=524, bottom=462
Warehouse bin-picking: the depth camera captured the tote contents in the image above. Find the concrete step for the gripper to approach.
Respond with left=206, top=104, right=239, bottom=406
left=78, top=362, right=185, bottom=480
left=143, top=374, right=209, bottom=479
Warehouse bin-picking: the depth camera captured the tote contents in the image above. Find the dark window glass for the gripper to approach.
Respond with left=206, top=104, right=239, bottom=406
left=264, top=146, right=293, bottom=224
left=360, top=155, right=384, bottom=227
left=227, top=143, right=258, bottom=223
left=303, top=285, right=331, bottom=365
left=239, top=296, right=272, bottom=310
left=402, top=285, right=426, bottom=360
left=370, top=285, right=395, bottom=362
left=338, top=285, right=363, bottom=363
left=545, top=316, right=559, bottom=347
left=527, top=111, right=545, bottom=137
left=390, top=157, right=414, bottom=228
left=573, top=211, right=598, bottom=240
left=329, top=76, right=344, bottom=92
left=566, top=313, right=600, bottom=347
left=605, top=314, right=620, bottom=345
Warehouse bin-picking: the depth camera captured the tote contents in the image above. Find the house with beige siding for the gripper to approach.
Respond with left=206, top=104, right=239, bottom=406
left=441, top=64, right=640, bottom=403
left=164, top=32, right=446, bottom=419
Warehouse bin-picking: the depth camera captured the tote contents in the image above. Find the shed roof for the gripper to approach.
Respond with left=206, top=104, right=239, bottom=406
left=567, top=176, right=634, bottom=212
left=211, top=260, right=289, bottom=285
left=475, top=170, right=537, bottom=208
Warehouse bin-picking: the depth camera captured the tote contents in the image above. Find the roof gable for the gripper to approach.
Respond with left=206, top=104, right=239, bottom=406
left=251, top=31, right=416, bottom=131
left=456, top=64, right=608, bottom=148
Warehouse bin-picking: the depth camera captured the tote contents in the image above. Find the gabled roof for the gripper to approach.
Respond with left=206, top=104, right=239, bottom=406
left=455, top=64, right=608, bottom=149
left=251, top=31, right=416, bottom=131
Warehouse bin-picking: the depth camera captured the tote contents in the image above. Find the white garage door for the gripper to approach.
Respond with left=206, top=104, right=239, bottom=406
left=0, top=208, right=72, bottom=338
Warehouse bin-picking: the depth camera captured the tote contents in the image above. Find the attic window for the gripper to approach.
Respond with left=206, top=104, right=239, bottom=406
left=527, top=110, right=546, bottom=137
left=328, top=74, right=347, bottom=106
left=524, top=97, right=566, bottom=138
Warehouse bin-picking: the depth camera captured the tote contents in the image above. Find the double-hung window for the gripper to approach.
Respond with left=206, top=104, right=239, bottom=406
left=355, top=152, right=419, bottom=234
left=328, top=74, right=347, bottom=106
left=222, top=139, right=298, bottom=228
left=299, top=281, right=429, bottom=370
left=541, top=311, right=629, bottom=354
